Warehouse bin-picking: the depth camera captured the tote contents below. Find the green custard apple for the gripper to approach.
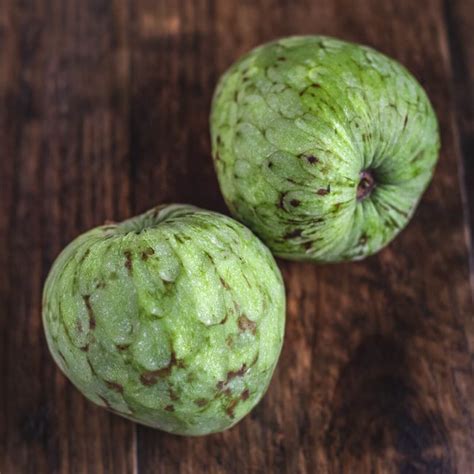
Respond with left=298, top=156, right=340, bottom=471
left=210, top=36, right=440, bottom=262
left=42, top=205, right=285, bottom=436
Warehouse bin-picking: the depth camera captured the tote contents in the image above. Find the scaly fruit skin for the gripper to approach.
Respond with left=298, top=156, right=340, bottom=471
left=210, top=36, right=440, bottom=262
left=42, top=205, right=285, bottom=436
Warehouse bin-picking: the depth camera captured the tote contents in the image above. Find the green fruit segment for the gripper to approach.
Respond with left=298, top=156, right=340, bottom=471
left=210, top=36, right=440, bottom=261
left=43, top=205, right=286, bottom=435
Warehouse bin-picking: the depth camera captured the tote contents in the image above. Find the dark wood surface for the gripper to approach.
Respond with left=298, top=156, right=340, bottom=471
left=1, top=0, right=473, bottom=472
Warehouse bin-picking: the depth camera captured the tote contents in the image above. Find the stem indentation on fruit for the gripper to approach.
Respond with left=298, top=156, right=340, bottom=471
left=357, top=170, right=376, bottom=201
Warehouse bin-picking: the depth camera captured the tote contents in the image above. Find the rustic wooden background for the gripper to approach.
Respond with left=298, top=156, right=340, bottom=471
left=1, top=0, right=473, bottom=473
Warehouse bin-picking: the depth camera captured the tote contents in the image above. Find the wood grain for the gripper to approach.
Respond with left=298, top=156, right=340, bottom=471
left=0, top=0, right=136, bottom=472
left=1, top=0, right=473, bottom=473
left=444, top=0, right=474, bottom=286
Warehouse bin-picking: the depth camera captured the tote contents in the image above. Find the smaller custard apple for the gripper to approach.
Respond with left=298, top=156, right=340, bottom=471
left=210, top=36, right=440, bottom=262
left=42, top=205, right=285, bottom=436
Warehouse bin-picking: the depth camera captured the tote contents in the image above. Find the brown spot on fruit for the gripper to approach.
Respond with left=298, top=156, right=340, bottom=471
left=220, top=314, right=228, bottom=325
left=216, top=381, right=232, bottom=396
left=284, top=229, right=302, bottom=239
left=226, top=364, right=248, bottom=382
left=238, top=315, right=257, bottom=335
left=317, top=185, right=330, bottom=196
left=307, top=155, right=318, bottom=164
left=278, top=193, right=287, bottom=209
left=290, top=199, right=301, bottom=207
left=80, top=344, right=89, bottom=352
left=83, top=295, right=96, bottom=329
left=141, top=247, right=154, bottom=260
left=164, top=405, right=174, bottom=412
left=220, top=277, right=230, bottom=290
left=105, top=381, right=124, bottom=394
left=124, top=250, right=132, bottom=272
left=116, top=343, right=130, bottom=351
left=140, top=352, right=184, bottom=386
left=140, top=373, right=158, bottom=386
left=241, top=389, right=250, bottom=401
left=194, top=398, right=208, bottom=407
left=226, top=399, right=239, bottom=418
left=226, top=335, right=234, bottom=348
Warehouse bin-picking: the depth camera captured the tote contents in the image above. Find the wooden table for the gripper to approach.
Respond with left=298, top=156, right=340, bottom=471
left=1, top=0, right=473, bottom=472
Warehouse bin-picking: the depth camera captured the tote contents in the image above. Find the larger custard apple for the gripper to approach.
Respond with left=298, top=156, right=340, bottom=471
left=210, top=36, right=440, bottom=262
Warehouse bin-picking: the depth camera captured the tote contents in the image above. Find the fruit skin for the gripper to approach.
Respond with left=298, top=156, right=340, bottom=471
left=210, top=36, right=440, bottom=262
left=42, top=205, right=285, bottom=436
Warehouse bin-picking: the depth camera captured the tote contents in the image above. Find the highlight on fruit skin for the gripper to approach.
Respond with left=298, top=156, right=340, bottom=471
left=42, top=204, right=286, bottom=436
left=210, top=35, right=440, bottom=262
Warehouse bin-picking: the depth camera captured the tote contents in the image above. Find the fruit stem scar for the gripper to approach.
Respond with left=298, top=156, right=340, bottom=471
left=357, top=170, right=376, bottom=201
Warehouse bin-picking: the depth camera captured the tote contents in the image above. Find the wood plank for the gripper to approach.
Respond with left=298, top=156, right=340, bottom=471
left=0, top=0, right=16, bottom=465
left=0, top=0, right=136, bottom=472
left=444, top=0, right=474, bottom=286
left=131, top=0, right=474, bottom=473
left=129, top=0, right=225, bottom=214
